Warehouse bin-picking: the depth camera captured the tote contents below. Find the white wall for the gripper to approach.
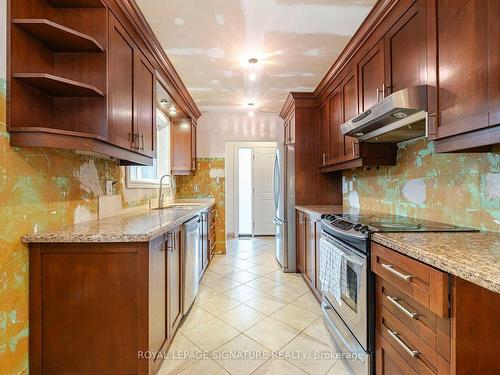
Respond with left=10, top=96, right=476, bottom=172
left=197, top=112, right=283, bottom=158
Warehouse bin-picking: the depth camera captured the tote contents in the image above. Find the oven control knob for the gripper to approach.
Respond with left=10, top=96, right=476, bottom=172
left=353, top=224, right=363, bottom=231
left=360, top=225, right=369, bottom=233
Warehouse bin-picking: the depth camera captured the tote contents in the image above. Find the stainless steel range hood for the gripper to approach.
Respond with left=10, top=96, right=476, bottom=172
left=341, top=85, right=428, bottom=143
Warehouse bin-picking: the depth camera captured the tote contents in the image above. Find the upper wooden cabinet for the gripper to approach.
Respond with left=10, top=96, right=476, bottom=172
left=8, top=0, right=200, bottom=165
left=431, top=0, right=500, bottom=152
left=383, top=0, right=427, bottom=95
left=359, top=41, right=385, bottom=112
left=284, top=114, right=296, bottom=145
left=171, top=118, right=196, bottom=175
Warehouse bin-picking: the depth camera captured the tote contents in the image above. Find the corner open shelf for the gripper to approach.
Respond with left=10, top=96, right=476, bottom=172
left=13, top=19, right=104, bottom=52
left=13, top=73, right=104, bottom=97
left=46, top=0, right=105, bottom=8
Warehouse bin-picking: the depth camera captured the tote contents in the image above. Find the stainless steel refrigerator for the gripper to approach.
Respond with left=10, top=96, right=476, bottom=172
left=273, top=143, right=296, bottom=272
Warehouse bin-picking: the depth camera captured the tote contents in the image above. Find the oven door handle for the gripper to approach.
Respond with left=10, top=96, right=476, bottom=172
left=320, top=237, right=365, bottom=267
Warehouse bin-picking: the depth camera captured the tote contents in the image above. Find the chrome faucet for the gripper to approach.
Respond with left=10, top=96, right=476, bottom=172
left=158, top=174, right=176, bottom=209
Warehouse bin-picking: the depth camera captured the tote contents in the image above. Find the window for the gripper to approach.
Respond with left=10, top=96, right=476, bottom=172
left=126, top=109, right=171, bottom=188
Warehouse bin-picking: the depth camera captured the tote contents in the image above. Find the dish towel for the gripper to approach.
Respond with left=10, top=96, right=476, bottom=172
left=319, top=236, right=344, bottom=305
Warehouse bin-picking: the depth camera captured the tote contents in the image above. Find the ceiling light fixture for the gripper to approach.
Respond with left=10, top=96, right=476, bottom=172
left=247, top=102, right=255, bottom=107
left=248, top=57, right=259, bottom=64
left=169, top=105, right=177, bottom=115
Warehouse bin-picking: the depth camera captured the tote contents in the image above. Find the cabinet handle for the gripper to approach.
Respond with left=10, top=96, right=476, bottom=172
left=387, top=330, right=419, bottom=358
left=376, top=87, right=382, bottom=102
left=166, top=232, right=174, bottom=252
left=140, top=134, right=144, bottom=151
left=387, top=296, right=418, bottom=319
left=382, top=83, right=386, bottom=99
left=322, top=153, right=328, bottom=165
left=381, top=263, right=413, bottom=281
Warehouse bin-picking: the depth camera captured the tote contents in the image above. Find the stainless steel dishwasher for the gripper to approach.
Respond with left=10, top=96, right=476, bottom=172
left=182, top=214, right=201, bottom=314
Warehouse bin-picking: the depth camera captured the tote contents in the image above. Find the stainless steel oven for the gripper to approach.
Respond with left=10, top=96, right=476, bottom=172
left=320, top=230, right=370, bottom=375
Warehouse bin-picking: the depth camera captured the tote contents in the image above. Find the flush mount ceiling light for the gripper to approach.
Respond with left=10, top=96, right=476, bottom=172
left=160, top=98, right=169, bottom=105
left=247, top=102, right=255, bottom=107
left=248, top=57, right=259, bottom=64
left=169, top=105, right=177, bottom=115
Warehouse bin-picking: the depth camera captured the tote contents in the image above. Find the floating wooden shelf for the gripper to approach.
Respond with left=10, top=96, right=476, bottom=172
left=46, top=0, right=105, bottom=8
left=13, top=19, right=104, bottom=52
left=13, top=73, right=104, bottom=97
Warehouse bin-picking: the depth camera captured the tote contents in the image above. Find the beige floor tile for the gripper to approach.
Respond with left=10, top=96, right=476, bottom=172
left=244, top=317, right=299, bottom=352
left=157, top=333, right=202, bottom=375
left=227, top=270, right=260, bottom=283
left=229, top=258, right=259, bottom=270
left=213, top=334, right=270, bottom=375
left=182, top=314, right=239, bottom=352
left=208, top=264, right=239, bottom=276
left=244, top=277, right=280, bottom=292
left=198, top=293, right=241, bottom=315
left=271, top=304, right=318, bottom=331
left=262, top=270, right=303, bottom=284
left=290, top=293, right=322, bottom=315
left=282, top=276, right=311, bottom=291
left=235, top=251, right=255, bottom=260
left=303, top=317, right=335, bottom=348
left=252, top=359, right=307, bottom=375
left=195, top=285, right=222, bottom=305
left=218, top=304, right=266, bottom=332
left=247, top=264, right=276, bottom=276
left=179, top=305, right=214, bottom=333
left=178, top=358, right=229, bottom=375
left=279, top=334, right=336, bottom=375
left=244, top=294, right=287, bottom=315
left=224, top=284, right=262, bottom=303
left=203, top=277, right=241, bottom=292
left=266, top=285, right=307, bottom=303
left=326, top=359, right=355, bottom=375
left=201, top=270, right=224, bottom=282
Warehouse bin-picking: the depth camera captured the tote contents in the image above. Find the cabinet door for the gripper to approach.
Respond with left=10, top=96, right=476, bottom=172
left=149, top=237, right=167, bottom=369
left=359, top=41, right=385, bottom=112
left=329, top=87, right=342, bottom=163
left=304, top=216, right=316, bottom=287
left=296, top=211, right=306, bottom=273
left=191, top=123, right=197, bottom=172
left=341, top=71, right=359, bottom=161
left=376, top=333, right=418, bottom=375
left=167, top=227, right=183, bottom=338
left=108, top=15, right=134, bottom=149
left=314, top=220, right=322, bottom=296
left=489, top=0, right=500, bottom=126
left=134, top=51, right=156, bottom=157
left=384, top=0, right=427, bottom=95
left=289, top=114, right=296, bottom=144
left=318, top=101, right=331, bottom=166
left=171, top=118, right=193, bottom=174
left=435, top=0, right=489, bottom=139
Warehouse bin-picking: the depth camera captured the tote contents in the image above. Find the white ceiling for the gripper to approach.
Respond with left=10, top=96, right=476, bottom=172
left=136, top=0, right=377, bottom=113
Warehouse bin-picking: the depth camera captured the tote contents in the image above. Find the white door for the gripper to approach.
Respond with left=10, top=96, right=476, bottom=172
left=253, top=147, right=276, bottom=235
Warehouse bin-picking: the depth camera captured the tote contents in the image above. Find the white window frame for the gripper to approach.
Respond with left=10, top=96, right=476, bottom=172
left=126, top=109, right=171, bottom=189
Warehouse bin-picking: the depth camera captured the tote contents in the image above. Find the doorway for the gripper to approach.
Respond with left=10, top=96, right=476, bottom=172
left=225, top=142, right=277, bottom=238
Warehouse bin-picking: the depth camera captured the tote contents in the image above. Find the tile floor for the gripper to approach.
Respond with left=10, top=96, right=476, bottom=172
left=159, top=237, right=351, bottom=375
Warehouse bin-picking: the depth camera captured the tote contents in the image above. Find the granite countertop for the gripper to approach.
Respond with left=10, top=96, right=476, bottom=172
left=295, top=205, right=344, bottom=217
left=22, top=203, right=214, bottom=244
left=372, top=232, right=500, bottom=294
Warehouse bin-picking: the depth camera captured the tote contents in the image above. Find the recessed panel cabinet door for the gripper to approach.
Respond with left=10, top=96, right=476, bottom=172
left=384, top=0, right=426, bottom=95
left=305, top=216, right=316, bottom=287
left=318, top=101, right=331, bottom=166
left=341, top=72, right=359, bottom=161
left=329, top=87, right=342, bottom=163
left=134, top=51, right=156, bottom=157
left=171, top=119, right=193, bottom=174
left=488, top=0, right=500, bottom=126
left=108, top=15, right=134, bottom=149
left=296, top=210, right=306, bottom=273
left=436, top=0, right=490, bottom=138
left=191, top=123, right=197, bottom=171
left=359, top=41, right=385, bottom=112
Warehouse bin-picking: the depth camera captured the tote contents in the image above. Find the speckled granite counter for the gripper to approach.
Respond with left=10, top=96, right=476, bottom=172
left=372, top=232, right=500, bottom=294
left=22, top=203, right=214, bottom=243
left=295, top=205, right=344, bottom=218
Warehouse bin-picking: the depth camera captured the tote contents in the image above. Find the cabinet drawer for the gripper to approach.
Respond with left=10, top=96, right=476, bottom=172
left=378, top=305, right=450, bottom=374
left=371, top=242, right=449, bottom=318
left=377, top=278, right=451, bottom=361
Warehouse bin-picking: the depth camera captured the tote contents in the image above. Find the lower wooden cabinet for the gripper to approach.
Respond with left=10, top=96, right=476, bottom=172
left=373, top=241, right=500, bottom=375
left=208, top=206, right=217, bottom=260
left=296, top=209, right=322, bottom=299
left=28, top=218, right=212, bottom=375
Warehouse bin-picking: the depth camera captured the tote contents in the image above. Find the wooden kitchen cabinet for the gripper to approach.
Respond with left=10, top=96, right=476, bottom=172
left=208, top=206, right=217, bottom=260
left=304, top=216, right=316, bottom=286
left=373, top=241, right=500, bottom=375
left=432, top=0, right=500, bottom=152
left=8, top=0, right=200, bottom=165
left=318, top=100, right=330, bottom=166
left=191, top=122, right=197, bottom=172
left=284, top=114, right=296, bottom=145
left=171, top=118, right=196, bottom=175
left=358, top=40, right=385, bottom=112
left=340, top=70, right=359, bottom=161
left=384, top=0, right=427, bottom=95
